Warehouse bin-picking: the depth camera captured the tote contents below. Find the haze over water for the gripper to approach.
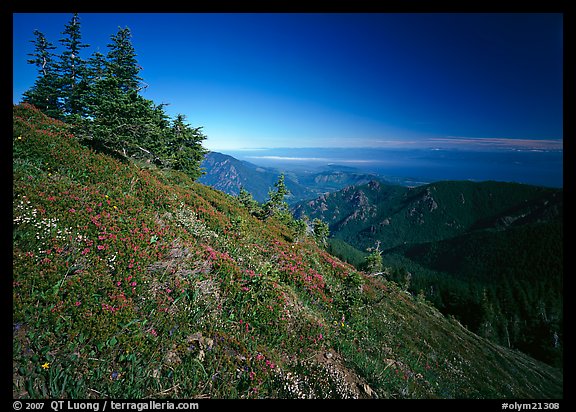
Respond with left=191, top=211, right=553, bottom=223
left=226, top=147, right=563, bottom=188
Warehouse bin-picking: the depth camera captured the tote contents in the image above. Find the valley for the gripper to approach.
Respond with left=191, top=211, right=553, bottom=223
left=201, top=151, right=563, bottom=369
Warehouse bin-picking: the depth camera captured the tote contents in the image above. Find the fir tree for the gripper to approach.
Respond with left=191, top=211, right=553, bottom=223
left=22, top=30, right=62, bottom=119
left=78, top=27, right=161, bottom=160
left=364, top=241, right=383, bottom=274
left=79, top=75, right=165, bottom=160
left=312, top=218, right=330, bottom=246
left=58, top=13, right=90, bottom=120
left=166, top=114, right=208, bottom=180
left=262, top=174, right=290, bottom=219
left=238, top=187, right=261, bottom=216
left=86, top=51, right=107, bottom=83
left=21, top=14, right=209, bottom=183
left=105, top=27, right=143, bottom=93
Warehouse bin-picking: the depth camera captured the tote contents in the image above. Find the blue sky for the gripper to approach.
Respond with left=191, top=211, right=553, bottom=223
left=13, top=13, right=563, bottom=153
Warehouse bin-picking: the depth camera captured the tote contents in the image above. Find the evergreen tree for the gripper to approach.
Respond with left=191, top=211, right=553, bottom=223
left=79, top=75, right=165, bottom=160
left=291, top=216, right=309, bottom=242
left=86, top=51, right=107, bottom=83
left=312, top=218, right=330, bottom=246
left=478, top=288, right=498, bottom=341
left=58, top=13, right=90, bottom=120
left=105, top=27, right=143, bottom=93
left=238, top=187, right=260, bottom=215
left=262, top=174, right=290, bottom=219
left=79, top=50, right=106, bottom=121
left=78, top=27, right=163, bottom=161
left=21, top=14, right=209, bottom=183
left=165, top=114, right=208, bottom=179
left=22, top=30, right=63, bottom=119
left=364, top=242, right=383, bottom=274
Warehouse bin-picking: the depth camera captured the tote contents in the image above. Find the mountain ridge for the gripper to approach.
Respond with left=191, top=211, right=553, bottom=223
left=199, top=151, right=389, bottom=204
left=293, top=178, right=563, bottom=367
left=293, top=179, right=562, bottom=252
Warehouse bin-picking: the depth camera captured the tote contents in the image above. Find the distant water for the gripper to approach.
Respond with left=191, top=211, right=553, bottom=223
left=226, top=147, right=563, bottom=188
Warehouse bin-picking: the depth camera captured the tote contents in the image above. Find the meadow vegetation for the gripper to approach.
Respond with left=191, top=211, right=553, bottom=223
left=13, top=104, right=562, bottom=399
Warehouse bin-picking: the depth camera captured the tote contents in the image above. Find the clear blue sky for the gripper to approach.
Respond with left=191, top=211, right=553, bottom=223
left=13, top=13, right=563, bottom=152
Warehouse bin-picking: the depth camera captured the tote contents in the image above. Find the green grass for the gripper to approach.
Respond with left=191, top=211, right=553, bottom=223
left=13, top=104, right=562, bottom=399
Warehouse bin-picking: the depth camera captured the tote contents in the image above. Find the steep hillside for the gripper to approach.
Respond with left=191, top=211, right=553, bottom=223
left=12, top=104, right=562, bottom=399
left=293, top=178, right=563, bottom=367
left=383, top=220, right=563, bottom=365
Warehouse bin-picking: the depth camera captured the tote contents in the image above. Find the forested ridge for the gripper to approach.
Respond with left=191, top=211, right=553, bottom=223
left=295, top=180, right=563, bottom=367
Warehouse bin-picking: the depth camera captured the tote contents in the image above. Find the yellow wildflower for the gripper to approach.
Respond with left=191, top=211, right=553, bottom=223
left=41, top=362, right=50, bottom=369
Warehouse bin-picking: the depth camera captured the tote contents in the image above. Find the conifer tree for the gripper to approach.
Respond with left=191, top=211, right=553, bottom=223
left=78, top=27, right=160, bottom=159
left=238, top=187, right=261, bottom=215
left=166, top=114, right=208, bottom=179
left=364, top=241, right=383, bottom=274
left=86, top=51, right=107, bottom=83
left=58, top=13, right=90, bottom=120
left=105, top=27, right=143, bottom=93
left=312, top=218, right=330, bottom=246
left=22, top=30, right=62, bottom=119
left=262, top=174, right=290, bottom=218
left=22, top=14, right=209, bottom=182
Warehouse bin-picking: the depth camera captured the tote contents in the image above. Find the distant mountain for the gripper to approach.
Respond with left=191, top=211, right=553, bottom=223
left=199, top=151, right=299, bottom=203
left=292, top=179, right=563, bottom=367
left=200, top=151, right=382, bottom=204
left=292, top=179, right=562, bottom=252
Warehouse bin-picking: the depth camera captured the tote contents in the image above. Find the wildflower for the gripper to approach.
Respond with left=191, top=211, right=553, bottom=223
left=17, top=136, right=22, bottom=140
left=265, top=359, right=276, bottom=369
left=41, top=362, right=50, bottom=369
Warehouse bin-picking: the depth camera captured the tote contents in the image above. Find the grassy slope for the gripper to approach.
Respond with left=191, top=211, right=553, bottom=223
left=12, top=104, right=562, bottom=399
